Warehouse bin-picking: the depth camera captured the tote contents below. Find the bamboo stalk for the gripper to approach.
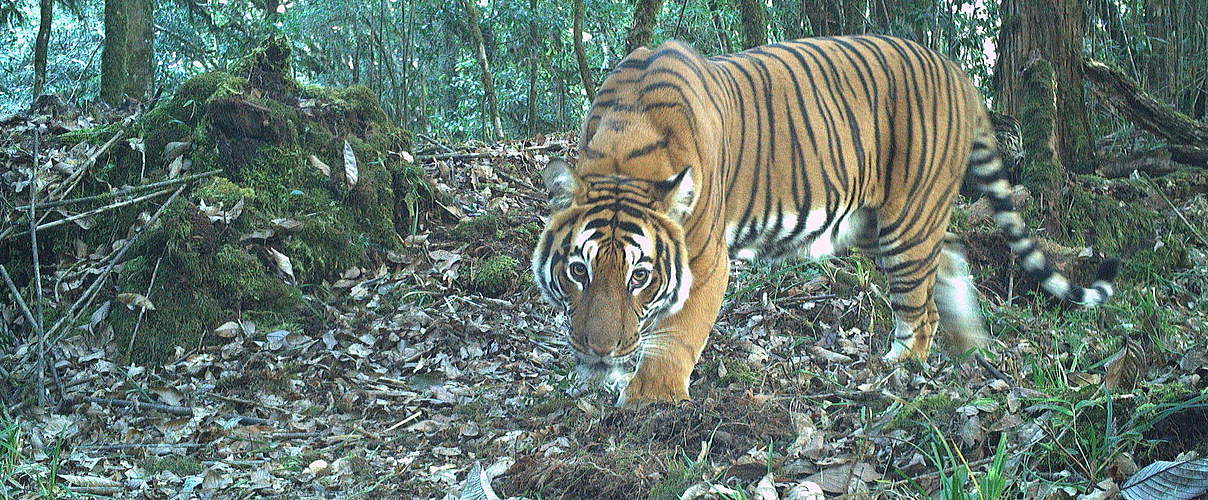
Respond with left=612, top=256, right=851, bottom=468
left=3, top=188, right=174, bottom=241
left=15, top=169, right=221, bottom=211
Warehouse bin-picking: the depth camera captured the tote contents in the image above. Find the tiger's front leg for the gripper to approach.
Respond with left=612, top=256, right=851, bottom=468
left=620, top=259, right=729, bottom=405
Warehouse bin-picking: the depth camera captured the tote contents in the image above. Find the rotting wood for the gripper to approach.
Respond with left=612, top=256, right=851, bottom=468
left=1099, top=147, right=1179, bottom=178
left=1083, top=59, right=1208, bottom=159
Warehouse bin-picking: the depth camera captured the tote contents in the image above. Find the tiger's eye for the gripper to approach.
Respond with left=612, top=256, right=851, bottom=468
left=630, top=269, right=650, bottom=286
left=569, top=262, right=588, bottom=278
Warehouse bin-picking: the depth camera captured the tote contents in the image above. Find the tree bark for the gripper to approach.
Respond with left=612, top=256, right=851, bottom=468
left=459, top=0, right=503, bottom=140
left=1083, top=60, right=1208, bottom=154
left=993, top=0, right=1095, bottom=174
left=573, top=0, right=595, bottom=102
left=100, top=0, right=154, bottom=106
left=32, top=0, right=53, bottom=100
left=737, top=0, right=766, bottom=49
left=1018, top=57, right=1064, bottom=194
left=527, top=0, right=539, bottom=135
left=624, top=0, right=665, bottom=54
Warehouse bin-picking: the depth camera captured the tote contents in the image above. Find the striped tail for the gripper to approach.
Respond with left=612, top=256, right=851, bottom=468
left=966, top=130, right=1119, bottom=307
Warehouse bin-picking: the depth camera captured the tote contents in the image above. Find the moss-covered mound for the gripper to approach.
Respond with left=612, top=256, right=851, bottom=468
left=93, top=35, right=431, bottom=362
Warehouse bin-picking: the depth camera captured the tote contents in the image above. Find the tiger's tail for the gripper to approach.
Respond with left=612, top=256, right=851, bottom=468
left=966, top=129, right=1119, bottom=307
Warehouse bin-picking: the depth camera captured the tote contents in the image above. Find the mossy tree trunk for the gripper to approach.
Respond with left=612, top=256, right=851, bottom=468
left=573, top=0, right=595, bottom=102
left=624, top=0, right=664, bottom=54
left=737, top=0, right=767, bottom=49
left=459, top=0, right=503, bottom=140
left=1019, top=58, right=1065, bottom=195
left=31, top=0, right=52, bottom=100
left=526, top=0, right=539, bottom=135
left=1084, top=59, right=1208, bottom=166
left=993, top=0, right=1095, bottom=174
left=100, top=0, right=154, bottom=106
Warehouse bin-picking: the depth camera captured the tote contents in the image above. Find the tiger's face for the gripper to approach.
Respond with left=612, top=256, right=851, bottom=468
left=532, top=159, right=697, bottom=385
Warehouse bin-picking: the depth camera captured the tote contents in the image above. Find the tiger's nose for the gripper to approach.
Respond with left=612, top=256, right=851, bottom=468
left=587, top=339, right=617, bottom=356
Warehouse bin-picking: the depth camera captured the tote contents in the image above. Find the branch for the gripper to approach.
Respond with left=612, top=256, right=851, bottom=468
left=67, top=396, right=275, bottom=426
left=1083, top=59, right=1208, bottom=150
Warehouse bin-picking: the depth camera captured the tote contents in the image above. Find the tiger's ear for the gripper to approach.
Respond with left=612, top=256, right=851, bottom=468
left=543, top=158, right=576, bottom=210
left=653, top=167, right=696, bottom=222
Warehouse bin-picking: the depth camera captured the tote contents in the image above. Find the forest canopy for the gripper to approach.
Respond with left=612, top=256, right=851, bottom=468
left=2, top=0, right=1204, bottom=142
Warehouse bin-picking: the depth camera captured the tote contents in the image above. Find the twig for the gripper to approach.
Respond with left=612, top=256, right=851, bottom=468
left=975, top=353, right=1014, bottom=384
left=47, top=128, right=126, bottom=201
left=0, top=266, right=39, bottom=340
left=414, top=151, right=497, bottom=161
left=3, top=188, right=174, bottom=241
left=127, top=257, right=162, bottom=357
left=269, top=431, right=329, bottom=440
left=69, top=396, right=275, bottom=426
left=417, top=133, right=456, bottom=153
left=1140, top=171, right=1208, bottom=248
left=45, top=186, right=187, bottom=348
left=80, top=442, right=204, bottom=451
left=16, top=169, right=221, bottom=211
left=30, top=129, right=47, bottom=406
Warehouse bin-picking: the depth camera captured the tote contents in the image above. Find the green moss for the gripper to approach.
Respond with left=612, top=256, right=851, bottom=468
left=450, top=213, right=504, bottom=241
left=719, top=358, right=759, bottom=385
left=174, top=71, right=248, bottom=110
left=194, top=177, right=254, bottom=204
left=469, top=256, right=520, bottom=295
left=212, top=244, right=301, bottom=310
left=1019, top=58, right=1064, bottom=194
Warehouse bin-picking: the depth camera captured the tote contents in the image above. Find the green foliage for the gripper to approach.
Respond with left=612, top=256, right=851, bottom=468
left=469, top=255, right=520, bottom=295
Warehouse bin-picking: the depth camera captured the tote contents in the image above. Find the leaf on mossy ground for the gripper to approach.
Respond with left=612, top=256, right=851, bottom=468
left=1122, top=459, right=1208, bottom=500
left=163, top=141, right=190, bottom=162
left=266, top=247, right=295, bottom=280
left=308, top=154, right=331, bottom=177
left=343, top=140, right=358, bottom=188
left=116, top=292, right=155, bottom=311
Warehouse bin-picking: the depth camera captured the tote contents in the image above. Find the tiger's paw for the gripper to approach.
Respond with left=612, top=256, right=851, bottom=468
left=617, top=373, right=690, bottom=407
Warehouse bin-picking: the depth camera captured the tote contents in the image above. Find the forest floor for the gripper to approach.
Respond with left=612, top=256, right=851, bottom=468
left=4, top=130, right=1208, bottom=499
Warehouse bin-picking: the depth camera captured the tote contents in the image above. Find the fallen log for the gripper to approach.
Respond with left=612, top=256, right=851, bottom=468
left=1098, top=147, right=1179, bottom=178
left=1083, top=59, right=1208, bottom=166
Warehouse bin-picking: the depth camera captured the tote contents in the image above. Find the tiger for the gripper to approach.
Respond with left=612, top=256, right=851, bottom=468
left=531, top=35, right=1119, bottom=405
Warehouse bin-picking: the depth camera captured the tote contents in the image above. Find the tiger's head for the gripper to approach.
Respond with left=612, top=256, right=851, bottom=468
left=531, top=158, right=697, bottom=386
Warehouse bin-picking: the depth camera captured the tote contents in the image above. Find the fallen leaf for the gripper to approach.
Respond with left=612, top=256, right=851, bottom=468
left=309, top=154, right=331, bottom=177
left=116, top=292, right=155, bottom=311
left=343, top=140, right=358, bottom=188
left=266, top=247, right=295, bottom=280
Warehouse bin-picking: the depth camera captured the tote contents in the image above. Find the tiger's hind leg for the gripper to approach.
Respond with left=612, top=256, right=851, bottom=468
left=853, top=212, right=940, bottom=361
left=874, top=227, right=944, bottom=362
left=934, top=234, right=990, bottom=355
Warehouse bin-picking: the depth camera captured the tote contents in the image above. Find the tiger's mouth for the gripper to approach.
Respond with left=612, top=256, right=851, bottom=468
left=573, top=344, right=639, bottom=391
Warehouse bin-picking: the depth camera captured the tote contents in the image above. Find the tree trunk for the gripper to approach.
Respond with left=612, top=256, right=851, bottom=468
left=460, top=0, right=503, bottom=140
left=1018, top=58, right=1065, bottom=194
left=31, top=0, right=53, bottom=100
left=624, top=0, right=665, bottom=54
left=993, top=0, right=1095, bottom=174
left=527, top=0, right=539, bottom=136
left=737, top=0, right=767, bottom=49
left=100, top=0, right=154, bottom=106
left=573, top=0, right=595, bottom=102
